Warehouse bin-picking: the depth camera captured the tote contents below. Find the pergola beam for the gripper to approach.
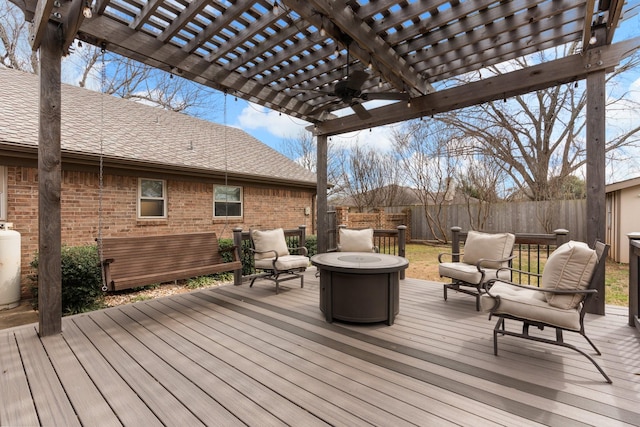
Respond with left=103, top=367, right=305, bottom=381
left=316, top=37, right=640, bottom=136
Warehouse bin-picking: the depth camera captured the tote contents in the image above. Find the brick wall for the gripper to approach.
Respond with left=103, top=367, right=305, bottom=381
left=6, top=165, right=315, bottom=298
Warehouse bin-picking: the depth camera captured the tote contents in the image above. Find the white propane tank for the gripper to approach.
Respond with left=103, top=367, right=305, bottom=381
left=0, top=222, right=21, bottom=310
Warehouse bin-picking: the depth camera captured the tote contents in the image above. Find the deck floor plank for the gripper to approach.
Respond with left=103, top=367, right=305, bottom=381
left=60, top=319, right=164, bottom=427
left=115, top=302, right=319, bottom=427
left=72, top=313, right=206, bottom=426
left=152, top=294, right=421, bottom=426
left=2, top=270, right=639, bottom=426
left=14, top=328, right=81, bottom=426
left=39, top=326, right=122, bottom=427
left=181, top=290, right=545, bottom=427
left=0, top=330, right=39, bottom=426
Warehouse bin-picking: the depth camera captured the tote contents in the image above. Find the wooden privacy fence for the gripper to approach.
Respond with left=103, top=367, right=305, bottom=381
left=388, top=199, right=587, bottom=243
left=450, top=226, right=570, bottom=287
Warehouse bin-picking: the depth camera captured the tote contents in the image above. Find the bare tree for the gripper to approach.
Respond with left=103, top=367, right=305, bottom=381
left=393, top=120, right=464, bottom=243
left=439, top=45, right=640, bottom=202
left=280, top=131, right=346, bottom=198
left=339, top=144, right=401, bottom=211
left=456, top=154, right=505, bottom=230
left=0, top=0, right=37, bottom=72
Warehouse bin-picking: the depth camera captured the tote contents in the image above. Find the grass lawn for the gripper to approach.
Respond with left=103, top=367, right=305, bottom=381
left=403, top=242, right=630, bottom=306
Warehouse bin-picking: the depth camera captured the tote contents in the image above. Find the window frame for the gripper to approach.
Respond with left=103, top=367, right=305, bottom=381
left=137, top=178, right=167, bottom=219
left=213, top=185, right=243, bottom=219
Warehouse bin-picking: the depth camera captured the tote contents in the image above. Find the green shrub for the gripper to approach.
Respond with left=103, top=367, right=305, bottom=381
left=30, top=245, right=105, bottom=315
left=305, top=234, right=317, bottom=258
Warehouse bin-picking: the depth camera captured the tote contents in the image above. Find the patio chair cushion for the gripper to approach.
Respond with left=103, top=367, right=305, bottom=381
left=251, top=228, right=290, bottom=260
left=254, top=255, right=309, bottom=271
left=479, top=281, right=581, bottom=330
left=338, top=228, right=375, bottom=252
left=542, top=241, right=597, bottom=310
left=462, top=231, right=515, bottom=269
left=438, top=262, right=511, bottom=285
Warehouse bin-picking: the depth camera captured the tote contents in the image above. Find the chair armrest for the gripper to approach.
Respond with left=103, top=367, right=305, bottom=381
left=495, top=266, right=542, bottom=278
left=437, top=252, right=462, bottom=263
left=290, top=246, right=308, bottom=256
left=475, top=255, right=516, bottom=272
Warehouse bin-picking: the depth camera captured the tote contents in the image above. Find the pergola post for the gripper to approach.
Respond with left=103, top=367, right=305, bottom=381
left=316, top=133, right=328, bottom=253
left=586, top=69, right=607, bottom=315
left=38, top=21, right=63, bottom=336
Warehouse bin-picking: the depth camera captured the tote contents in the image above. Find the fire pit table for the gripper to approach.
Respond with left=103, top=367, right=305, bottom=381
left=311, top=252, right=409, bottom=325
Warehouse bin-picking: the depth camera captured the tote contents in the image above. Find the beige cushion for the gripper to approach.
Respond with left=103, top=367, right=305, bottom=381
left=251, top=228, right=290, bottom=260
left=338, top=228, right=375, bottom=252
left=479, top=281, right=581, bottom=330
left=462, top=231, right=515, bottom=269
left=542, top=241, right=597, bottom=310
left=254, top=255, right=309, bottom=271
left=439, top=262, right=511, bottom=285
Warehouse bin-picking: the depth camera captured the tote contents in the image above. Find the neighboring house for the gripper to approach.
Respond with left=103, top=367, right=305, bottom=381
left=0, top=68, right=318, bottom=297
left=606, top=176, right=640, bottom=263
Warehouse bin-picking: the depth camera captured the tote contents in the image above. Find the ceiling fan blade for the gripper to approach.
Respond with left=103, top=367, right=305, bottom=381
left=361, top=92, right=410, bottom=101
left=346, top=70, right=368, bottom=90
left=350, top=102, right=372, bottom=120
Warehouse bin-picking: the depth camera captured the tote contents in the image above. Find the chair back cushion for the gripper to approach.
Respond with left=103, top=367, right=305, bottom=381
left=462, top=231, right=515, bottom=269
left=251, top=228, right=290, bottom=260
left=338, top=228, right=375, bottom=252
left=542, top=241, right=597, bottom=309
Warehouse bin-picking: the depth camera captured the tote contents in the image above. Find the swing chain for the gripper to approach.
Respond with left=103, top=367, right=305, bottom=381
left=98, top=44, right=108, bottom=292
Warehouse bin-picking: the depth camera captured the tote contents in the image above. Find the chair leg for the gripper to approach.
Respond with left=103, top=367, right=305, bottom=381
left=493, top=318, right=505, bottom=355
left=443, top=284, right=448, bottom=301
left=492, top=317, right=612, bottom=383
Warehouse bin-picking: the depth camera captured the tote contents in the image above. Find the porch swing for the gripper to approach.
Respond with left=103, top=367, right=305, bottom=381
left=95, top=51, right=241, bottom=291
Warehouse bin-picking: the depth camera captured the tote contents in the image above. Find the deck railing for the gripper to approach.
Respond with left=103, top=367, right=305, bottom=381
left=450, top=226, right=570, bottom=286
left=628, top=233, right=640, bottom=331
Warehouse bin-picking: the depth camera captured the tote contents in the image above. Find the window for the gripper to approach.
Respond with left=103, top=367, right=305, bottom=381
left=138, top=178, right=166, bottom=218
left=0, top=166, right=6, bottom=221
left=214, top=185, right=242, bottom=218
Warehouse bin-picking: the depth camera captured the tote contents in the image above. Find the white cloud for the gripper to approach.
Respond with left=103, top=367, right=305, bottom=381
left=236, top=103, right=310, bottom=138
left=236, top=101, right=401, bottom=152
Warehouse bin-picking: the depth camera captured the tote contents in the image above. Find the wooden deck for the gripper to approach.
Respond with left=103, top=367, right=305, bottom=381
left=2, top=269, right=639, bottom=426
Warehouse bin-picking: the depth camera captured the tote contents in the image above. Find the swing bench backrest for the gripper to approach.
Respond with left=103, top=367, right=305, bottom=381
left=100, top=232, right=242, bottom=291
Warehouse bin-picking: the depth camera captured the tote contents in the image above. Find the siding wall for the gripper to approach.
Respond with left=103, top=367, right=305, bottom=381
left=6, top=165, right=315, bottom=297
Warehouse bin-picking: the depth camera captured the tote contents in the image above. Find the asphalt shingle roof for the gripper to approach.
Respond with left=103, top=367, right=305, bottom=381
left=0, top=67, right=317, bottom=186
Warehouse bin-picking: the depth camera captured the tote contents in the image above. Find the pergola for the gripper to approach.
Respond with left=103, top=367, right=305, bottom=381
left=12, top=0, right=640, bottom=335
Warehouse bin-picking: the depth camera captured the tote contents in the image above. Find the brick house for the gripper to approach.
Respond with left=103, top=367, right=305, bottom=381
left=0, top=68, right=318, bottom=297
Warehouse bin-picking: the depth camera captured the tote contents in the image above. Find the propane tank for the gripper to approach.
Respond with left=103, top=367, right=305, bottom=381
left=0, top=222, right=21, bottom=310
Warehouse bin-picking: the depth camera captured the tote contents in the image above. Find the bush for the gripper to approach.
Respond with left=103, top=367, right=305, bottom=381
left=305, top=234, right=317, bottom=258
left=30, top=245, right=105, bottom=315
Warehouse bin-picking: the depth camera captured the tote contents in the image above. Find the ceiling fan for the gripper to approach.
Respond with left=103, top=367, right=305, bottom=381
left=302, top=37, right=410, bottom=120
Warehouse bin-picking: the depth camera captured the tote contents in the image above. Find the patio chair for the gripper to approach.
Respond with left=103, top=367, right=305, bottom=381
left=337, top=228, right=378, bottom=253
left=249, top=228, right=309, bottom=294
left=438, top=230, right=516, bottom=311
left=480, top=240, right=611, bottom=383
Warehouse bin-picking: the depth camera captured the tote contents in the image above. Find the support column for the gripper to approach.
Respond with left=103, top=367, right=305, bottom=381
left=316, top=133, right=328, bottom=253
left=586, top=69, right=606, bottom=315
left=38, top=21, right=63, bottom=336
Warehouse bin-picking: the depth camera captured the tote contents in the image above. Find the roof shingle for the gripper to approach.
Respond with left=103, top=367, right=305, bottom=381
left=0, top=68, right=317, bottom=186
